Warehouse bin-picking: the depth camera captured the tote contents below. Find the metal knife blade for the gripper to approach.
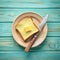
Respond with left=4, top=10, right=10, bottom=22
left=34, top=14, right=48, bottom=38
left=39, top=14, right=48, bottom=30
left=25, top=14, right=48, bottom=52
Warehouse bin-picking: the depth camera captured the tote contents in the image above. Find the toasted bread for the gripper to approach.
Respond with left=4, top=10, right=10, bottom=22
left=16, top=17, right=39, bottom=41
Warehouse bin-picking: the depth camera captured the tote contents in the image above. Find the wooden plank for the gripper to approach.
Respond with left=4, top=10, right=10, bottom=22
left=0, top=23, right=60, bottom=36
left=0, top=0, right=60, bottom=8
left=0, top=9, right=60, bottom=22
left=0, top=51, right=60, bottom=60
left=1, top=0, right=60, bottom=3
left=0, top=36, right=60, bottom=51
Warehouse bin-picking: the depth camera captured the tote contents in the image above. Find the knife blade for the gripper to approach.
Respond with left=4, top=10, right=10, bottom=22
left=39, top=14, right=48, bottom=30
left=25, top=14, right=48, bottom=52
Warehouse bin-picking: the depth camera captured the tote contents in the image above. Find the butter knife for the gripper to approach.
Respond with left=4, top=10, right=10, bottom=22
left=25, top=14, right=48, bottom=52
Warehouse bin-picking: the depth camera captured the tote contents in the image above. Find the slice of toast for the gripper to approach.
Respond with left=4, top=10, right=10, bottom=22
left=16, top=17, right=39, bottom=41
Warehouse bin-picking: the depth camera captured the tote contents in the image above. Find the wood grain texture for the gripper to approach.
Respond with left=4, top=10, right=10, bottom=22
left=0, top=9, right=60, bottom=22
left=0, top=37, right=60, bottom=51
left=0, top=0, right=60, bottom=60
left=0, top=0, right=60, bottom=8
left=0, top=51, right=60, bottom=60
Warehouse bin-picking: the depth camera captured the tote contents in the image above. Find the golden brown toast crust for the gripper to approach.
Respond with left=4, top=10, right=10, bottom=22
left=16, top=17, right=39, bottom=41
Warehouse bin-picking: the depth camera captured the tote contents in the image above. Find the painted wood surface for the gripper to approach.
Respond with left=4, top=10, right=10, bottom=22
left=0, top=9, right=60, bottom=22
left=0, top=0, right=60, bottom=8
left=0, top=0, right=60, bottom=60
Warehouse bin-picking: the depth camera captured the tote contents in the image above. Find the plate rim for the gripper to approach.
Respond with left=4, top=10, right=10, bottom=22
left=12, top=12, right=48, bottom=48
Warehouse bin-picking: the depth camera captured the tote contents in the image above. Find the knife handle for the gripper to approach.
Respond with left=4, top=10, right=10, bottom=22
left=25, top=37, right=35, bottom=52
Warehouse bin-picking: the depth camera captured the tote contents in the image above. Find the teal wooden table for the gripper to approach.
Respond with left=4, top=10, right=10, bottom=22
left=0, top=0, right=60, bottom=60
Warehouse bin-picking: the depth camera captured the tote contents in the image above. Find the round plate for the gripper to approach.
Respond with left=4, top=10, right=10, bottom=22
left=12, top=12, right=48, bottom=48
